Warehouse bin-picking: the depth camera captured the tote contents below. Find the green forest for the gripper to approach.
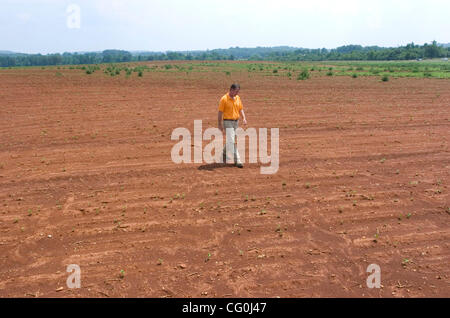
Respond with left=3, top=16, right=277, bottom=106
left=0, top=41, right=448, bottom=67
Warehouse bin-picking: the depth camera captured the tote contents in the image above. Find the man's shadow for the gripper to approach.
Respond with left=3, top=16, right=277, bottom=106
left=197, top=162, right=236, bottom=171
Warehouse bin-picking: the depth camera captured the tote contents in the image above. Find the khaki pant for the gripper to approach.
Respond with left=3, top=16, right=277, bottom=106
left=223, top=120, right=241, bottom=164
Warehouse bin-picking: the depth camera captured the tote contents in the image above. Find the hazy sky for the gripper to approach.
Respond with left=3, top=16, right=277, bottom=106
left=2, top=0, right=449, bottom=54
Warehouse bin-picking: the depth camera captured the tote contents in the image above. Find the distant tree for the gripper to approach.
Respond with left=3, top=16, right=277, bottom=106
left=424, top=41, right=442, bottom=58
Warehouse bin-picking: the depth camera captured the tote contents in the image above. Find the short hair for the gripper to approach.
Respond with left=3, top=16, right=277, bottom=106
left=230, top=83, right=240, bottom=90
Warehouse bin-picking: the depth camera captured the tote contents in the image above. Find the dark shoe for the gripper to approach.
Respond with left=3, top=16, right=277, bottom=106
left=235, top=162, right=244, bottom=168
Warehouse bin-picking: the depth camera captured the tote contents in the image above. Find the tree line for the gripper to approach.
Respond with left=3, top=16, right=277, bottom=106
left=0, top=42, right=448, bottom=67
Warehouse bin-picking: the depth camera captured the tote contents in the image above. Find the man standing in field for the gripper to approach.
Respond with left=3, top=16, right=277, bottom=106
left=218, top=83, right=247, bottom=168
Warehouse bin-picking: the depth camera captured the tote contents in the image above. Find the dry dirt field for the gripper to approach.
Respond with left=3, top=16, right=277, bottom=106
left=0, top=61, right=449, bottom=297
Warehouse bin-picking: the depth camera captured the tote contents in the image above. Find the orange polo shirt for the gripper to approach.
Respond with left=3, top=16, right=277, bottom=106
left=218, top=93, right=243, bottom=120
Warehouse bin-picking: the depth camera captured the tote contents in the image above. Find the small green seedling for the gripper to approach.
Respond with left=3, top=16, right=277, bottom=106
left=401, top=259, right=410, bottom=267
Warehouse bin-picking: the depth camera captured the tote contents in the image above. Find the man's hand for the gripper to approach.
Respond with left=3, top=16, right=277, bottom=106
left=218, top=111, right=224, bottom=132
left=240, top=109, right=247, bottom=126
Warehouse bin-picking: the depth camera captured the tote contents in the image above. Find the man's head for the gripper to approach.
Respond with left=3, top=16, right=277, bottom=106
left=229, top=83, right=240, bottom=98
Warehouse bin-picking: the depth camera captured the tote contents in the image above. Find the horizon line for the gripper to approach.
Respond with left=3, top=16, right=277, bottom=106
left=2, top=41, right=449, bottom=56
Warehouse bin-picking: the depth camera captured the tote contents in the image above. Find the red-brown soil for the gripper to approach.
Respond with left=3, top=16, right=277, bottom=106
left=0, top=62, right=449, bottom=297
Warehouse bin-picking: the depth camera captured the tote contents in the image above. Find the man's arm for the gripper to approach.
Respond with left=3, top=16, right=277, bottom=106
left=239, top=109, right=247, bottom=125
left=218, top=111, right=224, bottom=131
